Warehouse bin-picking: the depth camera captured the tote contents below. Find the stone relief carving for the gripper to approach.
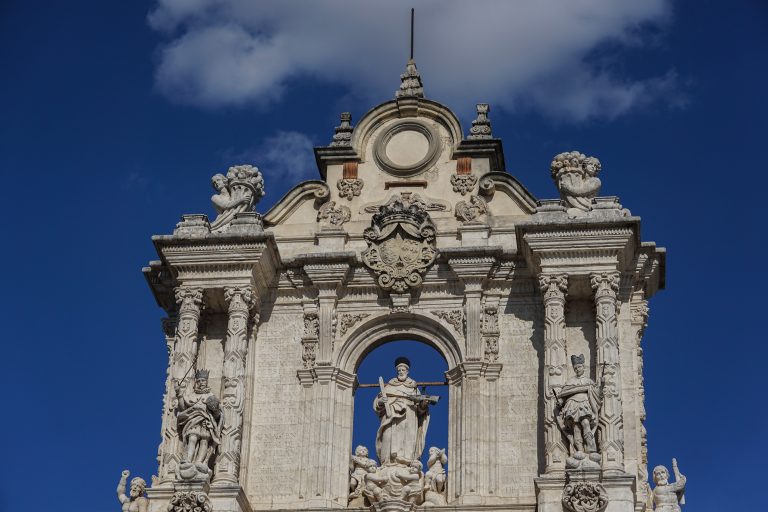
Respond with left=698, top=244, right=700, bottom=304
left=652, top=459, right=686, bottom=512
left=429, top=310, right=464, bottom=336
left=338, top=313, right=370, bottom=337
left=482, top=304, right=500, bottom=362
left=330, top=112, right=354, bottom=147
left=317, top=200, right=351, bottom=227
left=455, top=195, right=488, bottom=223
left=362, top=192, right=448, bottom=214
left=555, top=354, right=603, bottom=470
left=467, top=103, right=493, bottom=140
left=348, top=445, right=377, bottom=507
left=173, top=369, right=223, bottom=481
left=362, top=194, right=438, bottom=293
left=210, top=165, right=265, bottom=232
left=562, top=481, right=609, bottom=512
left=301, top=309, right=319, bottom=369
left=168, top=490, right=213, bottom=512
left=424, top=447, right=448, bottom=505
left=337, top=178, right=364, bottom=200
left=550, top=151, right=601, bottom=216
left=117, top=470, right=148, bottom=512
left=450, top=173, right=478, bottom=195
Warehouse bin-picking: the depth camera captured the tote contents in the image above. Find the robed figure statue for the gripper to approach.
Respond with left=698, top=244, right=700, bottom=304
left=373, top=357, right=430, bottom=464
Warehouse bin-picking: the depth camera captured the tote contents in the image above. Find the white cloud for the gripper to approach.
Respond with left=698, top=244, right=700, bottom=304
left=148, top=0, right=677, bottom=121
left=234, top=131, right=317, bottom=184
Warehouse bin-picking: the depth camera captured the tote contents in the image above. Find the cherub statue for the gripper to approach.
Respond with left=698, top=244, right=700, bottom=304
left=556, top=354, right=603, bottom=469
left=173, top=369, right=223, bottom=480
left=425, top=447, right=447, bottom=495
left=362, top=462, right=387, bottom=504
left=550, top=151, right=602, bottom=216
left=652, top=459, right=686, bottom=511
left=398, top=460, right=425, bottom=504
left=348, top=445, right=376, bottom=506
left=209, top=165, right=265, bottom=232
left=117, top=470, right=148, bottom=512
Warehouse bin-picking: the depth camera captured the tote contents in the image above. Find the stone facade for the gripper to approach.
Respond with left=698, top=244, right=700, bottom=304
left=141, top=60, right=669, bottom=512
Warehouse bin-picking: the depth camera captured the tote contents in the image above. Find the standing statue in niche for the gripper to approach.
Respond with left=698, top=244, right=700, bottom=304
left=174, top=369, right=223, bottom=481
left=374, top=358, right=436, bottom=465
left=117, top=470, right=148, bottom=512
left=652, top=459, right=686, bottom=511
left=556, top=354, right=603, bottom=470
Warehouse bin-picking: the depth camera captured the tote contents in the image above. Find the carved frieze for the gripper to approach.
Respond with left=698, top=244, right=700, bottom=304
left=455, top=195, right=488, bottom=223
left=338, top=313, right=370, bottom=337
left=362, top=193, right=437, bottom=293
left=317, top=200, right=351, bottom=227
left=337, top=178, right=364, bottom=200
left=430, top=310, right=464, bottom=336
left=450, top=173, right=478, bottom=195
left=561, top=482, right=609, bottom=512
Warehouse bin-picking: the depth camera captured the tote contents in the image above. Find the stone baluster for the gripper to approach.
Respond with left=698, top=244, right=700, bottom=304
left=214, top=286, right=257, bottom=485
left=157, top=287, right=204, bottom=483
left=591, top=271, right=625, bottom=473
left=538, top=274, right=569, bottom=474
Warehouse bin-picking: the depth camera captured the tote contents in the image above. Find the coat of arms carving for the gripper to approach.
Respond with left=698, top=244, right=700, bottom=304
left=361, top=193, right=438, bottom=293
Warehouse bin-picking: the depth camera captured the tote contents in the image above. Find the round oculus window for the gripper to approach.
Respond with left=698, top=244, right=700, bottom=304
left=373, top=121, right=441, bottom=177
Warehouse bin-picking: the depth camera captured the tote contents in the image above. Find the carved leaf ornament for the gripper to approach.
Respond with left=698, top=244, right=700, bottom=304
left=362, top=194, right=437, bottom=293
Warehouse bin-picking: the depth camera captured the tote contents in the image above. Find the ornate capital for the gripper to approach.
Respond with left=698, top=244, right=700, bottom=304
left=538, top=273, right=568, bottom=300
left=223, top=286, right=256, bottom=312
left=174, top=287, right=204, bottom=311
left=590, top=271, right=620, bottom=300
left=561, top=481, right=609, bottom=512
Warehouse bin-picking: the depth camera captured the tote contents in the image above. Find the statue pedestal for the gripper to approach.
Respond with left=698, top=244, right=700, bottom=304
left=209, top=484, right=254, bottom=512
left=371, top=499, right=415, bottom=512
left=535, top=470, right=636, bottom=512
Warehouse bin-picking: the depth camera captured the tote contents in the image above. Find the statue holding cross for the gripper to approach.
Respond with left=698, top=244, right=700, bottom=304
left=373, top=357, right=438, bottom=465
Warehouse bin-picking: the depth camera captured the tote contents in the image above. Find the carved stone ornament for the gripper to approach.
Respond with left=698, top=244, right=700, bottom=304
left=467, top=103, right=493, bottom=140
left=450, top=173, right=478, bottom=195
left=362, top=193, right=437, bottom=293
left=455, top=195, right=488, bottom=223
left=550, top=151, right=602, bottom=215
left=561, top=482, right=609, bottom=512
left=317, top=200, right=351, bottom=227
left=430, top=310, right=464, bottom=336
left=395, top=58, right=424, bottom=99
left=210, top=165, right=266, bottom=232
left=338, top=313, right=370, bottom=337
left=168, top=490, right=213, bottom=512
left=337, top=178, right=364, bottom=200
left=330, top=112, right=354, bottom=147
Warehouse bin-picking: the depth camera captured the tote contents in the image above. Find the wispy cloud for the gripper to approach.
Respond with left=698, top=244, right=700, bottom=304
left=226, top=131, right=317, bottom=185
left=148, top=0, right=679, bottom=121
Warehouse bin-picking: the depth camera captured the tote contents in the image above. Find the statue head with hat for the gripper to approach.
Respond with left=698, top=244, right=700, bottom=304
left=570, top=354, right=586, bottom=377
left=395, top=357, right=411, bottom=382
left=193, top=368, right=211, bottom=393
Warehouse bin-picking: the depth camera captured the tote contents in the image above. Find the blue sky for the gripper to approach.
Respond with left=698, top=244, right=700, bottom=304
left=1, top=1, right=766, bottom=510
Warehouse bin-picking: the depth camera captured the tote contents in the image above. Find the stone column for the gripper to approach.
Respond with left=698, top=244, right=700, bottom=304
left=157, top=287, right=204, bottom=483
left=155, top=314, right=177, bottom=485
left=538, top=274, right=569, bottom=474
left=213, top=286, right=257, bottom=486
left=630, top=288, right=651, bottom=504
left=590, top=272, right=624, bottom=473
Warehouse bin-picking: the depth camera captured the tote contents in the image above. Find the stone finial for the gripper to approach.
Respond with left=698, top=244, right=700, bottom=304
left=396, top=59, right=424, bottom=99
left=550, top=151, right=602, bottom=216
left=468, top=103, right=493, bottom=140
left=330, top=112, right=354, bottom=147
left=210, top=165, right=266, bottom=232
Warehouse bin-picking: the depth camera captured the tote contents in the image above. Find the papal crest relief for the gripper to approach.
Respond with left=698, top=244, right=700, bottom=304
left=362, top=193, right=437, bottom=293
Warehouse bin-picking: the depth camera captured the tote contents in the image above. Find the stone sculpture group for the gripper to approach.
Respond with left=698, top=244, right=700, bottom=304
left=347, top=359, right=447, bottom=509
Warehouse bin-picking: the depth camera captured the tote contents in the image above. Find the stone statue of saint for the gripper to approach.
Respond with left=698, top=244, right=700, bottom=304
left=173, top=369, right=223, bottom=479
left=652, top=459, right=686, bottom=511
left=556, top=354, right=603, bottom=469
left=117, top=470, right=148, bottom=512
left=348, top=445, right=377, bottom=507
left=373, top=357, right=431, bottom=465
